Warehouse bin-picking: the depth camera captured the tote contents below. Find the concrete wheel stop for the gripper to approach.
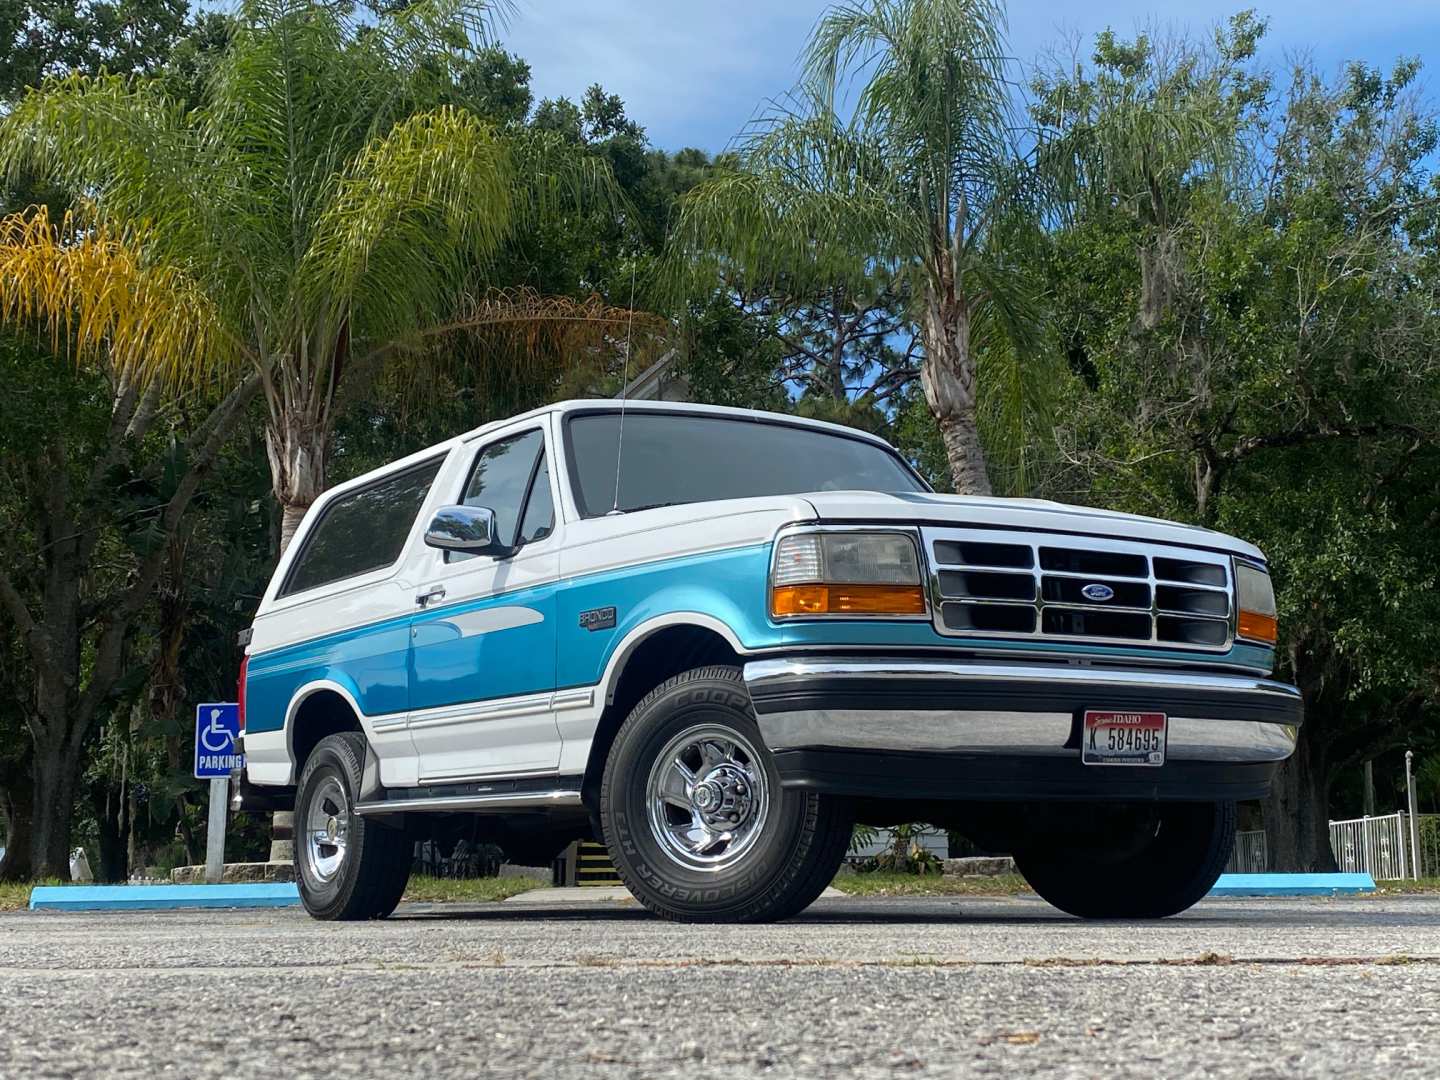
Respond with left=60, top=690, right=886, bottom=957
left=1208, top=872, right=1377, bottom=896
left=29, top=882, right=300, bottom=911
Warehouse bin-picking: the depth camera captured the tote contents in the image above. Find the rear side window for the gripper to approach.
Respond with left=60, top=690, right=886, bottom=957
left=281, top=457, right=444, bottom=597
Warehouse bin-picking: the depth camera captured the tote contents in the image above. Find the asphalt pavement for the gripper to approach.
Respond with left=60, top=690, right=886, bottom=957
left=3, top=893, right=1439, bottom=1078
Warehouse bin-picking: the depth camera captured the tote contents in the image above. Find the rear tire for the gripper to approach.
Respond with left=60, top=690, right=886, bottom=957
left=295, top=732, right=411, bottom=920
left=1014, top=800, right=1236, bottom=919
left=599, top=666, right=852, bottom=923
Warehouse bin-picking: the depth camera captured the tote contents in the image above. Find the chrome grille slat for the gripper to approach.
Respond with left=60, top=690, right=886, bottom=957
left=1041, top=601, right=1154, bottom=615
left=926, top=527, right=1235, bottom=652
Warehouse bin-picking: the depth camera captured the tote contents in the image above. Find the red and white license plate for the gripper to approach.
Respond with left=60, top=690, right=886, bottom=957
left=1082, top=710, right=1167, bottom=766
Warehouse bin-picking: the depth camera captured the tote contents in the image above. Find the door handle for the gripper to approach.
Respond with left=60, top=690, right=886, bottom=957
left=415, top=584, right=446, bottom=607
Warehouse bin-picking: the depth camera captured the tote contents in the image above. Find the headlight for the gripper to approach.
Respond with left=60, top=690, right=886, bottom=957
left=1235, top=561, right=1278, bottom=644
left=770, top=531, right=926, bottom=618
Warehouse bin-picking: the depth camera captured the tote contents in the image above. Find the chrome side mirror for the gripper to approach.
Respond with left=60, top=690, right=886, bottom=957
left=424, top=505, right=503, bottom=555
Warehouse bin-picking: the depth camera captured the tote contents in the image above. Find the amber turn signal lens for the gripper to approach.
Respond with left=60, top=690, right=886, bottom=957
left=1237, top=609, right=1278, bottom=643
left=771, top=584, right=926, bottom=617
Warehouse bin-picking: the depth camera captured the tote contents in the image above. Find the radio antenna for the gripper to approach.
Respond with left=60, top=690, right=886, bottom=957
left=608, top=257, right=638, bottom=515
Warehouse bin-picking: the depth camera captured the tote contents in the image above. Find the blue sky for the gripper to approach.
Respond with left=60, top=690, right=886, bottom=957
left=499, top=1, right=1440, bottom=151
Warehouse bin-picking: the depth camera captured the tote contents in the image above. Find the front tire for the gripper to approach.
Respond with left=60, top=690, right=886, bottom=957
left=599, top=666, right=852, bottom=923
left=1014, top=800, right=1236, bottom=919
left=295, top=732, right=412, bottom=920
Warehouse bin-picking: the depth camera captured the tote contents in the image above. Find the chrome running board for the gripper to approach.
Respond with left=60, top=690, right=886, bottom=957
left=355, top=788, right=583, bottom=816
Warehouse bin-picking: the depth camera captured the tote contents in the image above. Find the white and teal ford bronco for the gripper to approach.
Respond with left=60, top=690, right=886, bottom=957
left=233, top=400, right=1300, bottom=922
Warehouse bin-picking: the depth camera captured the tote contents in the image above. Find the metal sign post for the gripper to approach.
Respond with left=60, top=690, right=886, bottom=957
left=1405, top=750, right=1421, bottom=882
left=194, top=703, right=243, bottom=885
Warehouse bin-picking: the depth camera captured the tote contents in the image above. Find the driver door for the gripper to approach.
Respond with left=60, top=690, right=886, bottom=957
left=406, top=425, right=562, bottom=781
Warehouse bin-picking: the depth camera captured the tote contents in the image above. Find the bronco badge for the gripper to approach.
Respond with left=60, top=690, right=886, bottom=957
left=579, top=606, right=617, bottom=631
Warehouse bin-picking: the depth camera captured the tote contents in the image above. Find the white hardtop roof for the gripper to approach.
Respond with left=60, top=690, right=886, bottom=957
left=458, top=399, right=896, bottom=447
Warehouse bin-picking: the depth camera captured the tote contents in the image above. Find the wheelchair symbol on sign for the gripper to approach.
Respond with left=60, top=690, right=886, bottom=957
left=199, top=708, right=232, bottom=753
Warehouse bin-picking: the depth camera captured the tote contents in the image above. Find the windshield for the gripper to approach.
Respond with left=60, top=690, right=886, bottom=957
left=565, top=411, right=926, bottom=518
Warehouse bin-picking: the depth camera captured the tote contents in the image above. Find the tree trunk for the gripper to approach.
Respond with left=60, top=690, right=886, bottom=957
left=31, top=741, right=80, bottom=880
left=266, top=414, right=329, bottom=555
left=266, top=410, right=333, bottom=862
left=0, top=766, right=34, bottom=883
left=920, top=300, right=992, bottom=496
left=1263, top=725, right=1337, bottom=872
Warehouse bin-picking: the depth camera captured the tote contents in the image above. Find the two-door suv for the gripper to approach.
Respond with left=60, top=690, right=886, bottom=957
left=233, top=401, right=1301, bottom=922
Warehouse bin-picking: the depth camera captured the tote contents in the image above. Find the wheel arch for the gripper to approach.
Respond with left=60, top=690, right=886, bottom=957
left=581, top=616, right=746, bottom=809
left=285, top=680, right=367, bottom=781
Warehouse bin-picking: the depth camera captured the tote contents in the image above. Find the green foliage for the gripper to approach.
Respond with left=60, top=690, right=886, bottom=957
left=0, top=878, right=62, bottom=908
left=1418, top=758, right=1440, bottom=813
left=0, top=0, right=189, bottom=100
left=401, top=874, right=544, bottom=903
left=665, top=0, right=1057, bottom=493
left=1033, top=17, right=1440, bottom=862
left=831, top=869, right=1031, bottom=897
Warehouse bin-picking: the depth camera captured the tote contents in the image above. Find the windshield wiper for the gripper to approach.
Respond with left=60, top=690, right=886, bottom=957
left=616, top=500, right=687, bottom=514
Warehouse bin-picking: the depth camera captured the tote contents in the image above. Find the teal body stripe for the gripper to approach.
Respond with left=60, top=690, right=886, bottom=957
left=245, top=541, right=1275, bottom=735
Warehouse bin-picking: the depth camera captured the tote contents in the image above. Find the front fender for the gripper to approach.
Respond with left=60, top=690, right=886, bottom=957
left=555, top=544, right=778, bottom=693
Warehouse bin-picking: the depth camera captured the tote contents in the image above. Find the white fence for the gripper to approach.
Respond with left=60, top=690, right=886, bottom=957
left=1328, top=813, right=1414, bottom=880
left=1224, top=815, right=1436, bottom=879
left=1225, top=830, right=1267, bottom=874
left=1416, top=814, right=1440, bottom=878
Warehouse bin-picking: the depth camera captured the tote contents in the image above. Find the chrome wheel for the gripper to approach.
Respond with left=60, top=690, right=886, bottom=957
left=645, top=723, right=771, bottom=872
left=303, top=775, right=350, bottom=884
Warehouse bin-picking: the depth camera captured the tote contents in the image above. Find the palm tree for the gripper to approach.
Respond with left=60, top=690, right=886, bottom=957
left=667, top=0, right=1044, bottom=495
left=0, top=0, right=642, bottom=870
left=1, top=0, right=635, bottom=549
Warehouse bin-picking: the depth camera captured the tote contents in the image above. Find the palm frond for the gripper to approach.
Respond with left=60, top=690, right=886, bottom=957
left=507, top=127, right=622, bottom=230
left=0, top=206, right=242, bottom=388
left=804, top=0, right=1014, bottom=183
left=665, top=102, right=913, bottom=306
left=368, top=287, right=660, bottom=410
left=1, top=73, right=218, bottom=254
left=301, top=105, right=516, bottom=340
left=429, top=286, right=660, bottom=348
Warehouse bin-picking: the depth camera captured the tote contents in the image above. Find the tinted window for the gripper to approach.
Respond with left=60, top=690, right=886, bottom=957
left=282, top=457, right=443, bottom=596
left=566, top=412, right=924, bottom=518
left=462, top=430, right=545, bottom=549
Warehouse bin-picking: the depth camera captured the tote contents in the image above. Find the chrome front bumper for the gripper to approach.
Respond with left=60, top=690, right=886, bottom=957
left=742, top=657, right=1301, bottom=802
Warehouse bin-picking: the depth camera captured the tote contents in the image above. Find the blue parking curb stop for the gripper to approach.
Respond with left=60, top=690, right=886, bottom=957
left=1208, top=872, right=1376, bottom=897
left=28, top=883, right=301, bottom=911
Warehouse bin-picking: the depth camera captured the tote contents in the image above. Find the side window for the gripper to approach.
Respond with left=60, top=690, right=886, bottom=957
left=457, top=429, right=553, bottom=557
left=281, top=457, right=443, bottom=597
left=518, top=454, right=554, bottom=544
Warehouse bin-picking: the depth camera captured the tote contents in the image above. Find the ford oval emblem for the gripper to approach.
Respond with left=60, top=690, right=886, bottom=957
left=1081, top=583, right=1115, bottom=602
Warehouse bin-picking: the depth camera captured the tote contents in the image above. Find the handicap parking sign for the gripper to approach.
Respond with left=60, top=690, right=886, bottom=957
left=194, top=703, right=243, bottom=779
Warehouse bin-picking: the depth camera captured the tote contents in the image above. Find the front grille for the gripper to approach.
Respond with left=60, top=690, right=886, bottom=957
left=926, top=527, right=1233, bottom=652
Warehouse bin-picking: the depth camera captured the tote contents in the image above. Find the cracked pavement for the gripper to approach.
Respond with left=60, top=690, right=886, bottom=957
left=3, top=894, right=1438, bottom=1078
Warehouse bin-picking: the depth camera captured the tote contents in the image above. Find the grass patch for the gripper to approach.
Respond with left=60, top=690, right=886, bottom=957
left=1374, top=876, right=1440, bottom=895
left=0, top=879, right=64, bottom=911
left=0, top=881, right=34, bottom=911
left=831, top=868, right=1031, bottom=897
left=402, top=874, right=546, bottom=904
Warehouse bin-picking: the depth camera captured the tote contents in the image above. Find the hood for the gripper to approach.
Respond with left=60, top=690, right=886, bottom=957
left=797, top=491, right=1265, bottom=562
